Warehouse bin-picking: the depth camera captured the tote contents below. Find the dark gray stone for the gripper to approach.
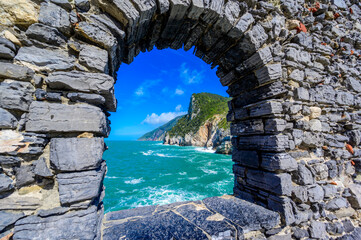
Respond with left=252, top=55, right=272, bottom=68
left=0, top=80, right=34, bottom=112
left=75, top=0, right=90, bottom=11
left=326, top=197, right=349, bottom=211
left=231, top=119, right=264, bottom=135
left=0, top=63, right=34, bottom=81
left=79, top=45, right=108, bottom=73
left=0, top=108, right=18, bottom=129
left=0, top=37, right=16, bottom=52
left=15, top=164, right=35, bottom=188
left=0, top=173, right=14, bottom=194
left=45, top=71, right=116, bottom=111
left=50, top=138, right=104, bottom=172
left=34, top=157, right=53, bottom=178
left=264, top=119, right=287, bottom=133
left=103, top=208, right=208, bottom=240
left=234, top=135, right=289, bottom=152
left=38, top=2, right=71, bottom=35
left=327, top=222, right=344, bottom=235
left=14, top=206, right=100, bottom=240
left=232, top=150, right=259, bottom=168
left=292, top=227, right=309, bottom=239
left=67, top=92, right=106, bottom=107
left=105, top=205, right=157, bottom=221
left=0, top=44, right=15, bottom=59
left=261, top=153, right=297, bottom=172
left=323, top=184, right=338, bottom=199
left=0, top=156, right=21, bottom=165
left=26, top=23, right=67, bottom=46
left=246, top=170, right=293, bottom=196
left=294, top=164, right=314, bottom=185
left=50, top=0, right=72, bottom=11
left=0, top=211, right=25, bottom=232
left=15, top=46, right=76, bottom=71
left=348, top=184, right=361, bottom=209
left=308, top=184, right=325, bottom=202
left=57, top=162, right=106, bottom=205
left=25, top=101, right=109, bottom=136
left=309, top=221, right=327, bottom=239
left=37, top=207, right=70, bottom=217
left=203, top=196, right=279, bottom=231
left=228, top=13, right=255, bottom=39
left=332, top=0, right=347, bottom=9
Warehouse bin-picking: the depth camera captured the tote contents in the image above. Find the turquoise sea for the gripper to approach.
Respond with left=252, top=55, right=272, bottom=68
left=103, top=141, right=233, bottom=213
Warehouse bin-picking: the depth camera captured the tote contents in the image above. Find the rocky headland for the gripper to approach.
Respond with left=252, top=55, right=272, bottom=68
left=139, top=93, right=232, bottom=154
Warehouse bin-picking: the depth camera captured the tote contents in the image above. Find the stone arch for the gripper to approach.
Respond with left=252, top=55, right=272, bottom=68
left=0, top=0, right=361, bottom=239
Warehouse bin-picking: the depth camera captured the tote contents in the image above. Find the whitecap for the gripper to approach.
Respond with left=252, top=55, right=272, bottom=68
left=124, top=178, right=144, bottom=184
left=105, top=176, right=119, bottom=179
left=141, top=150, right=153, bottom=156
left=179, top=172, right=187, bottom=175
left=194, top=147, right=216, bottom=153
left=201, top=168, right=218, bottom=174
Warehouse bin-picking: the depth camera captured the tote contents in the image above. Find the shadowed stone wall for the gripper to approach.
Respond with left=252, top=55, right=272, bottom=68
left=0, top=0, right=360, bottom=239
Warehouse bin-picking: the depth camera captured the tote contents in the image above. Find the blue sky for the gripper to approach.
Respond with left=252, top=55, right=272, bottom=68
left=108, top=47, right=228, bottom=140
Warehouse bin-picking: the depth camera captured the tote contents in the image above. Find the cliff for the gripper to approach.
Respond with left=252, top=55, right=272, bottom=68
left=138, top=115, right=183, bottom=141
left=164, top=93, right=232, bottom=154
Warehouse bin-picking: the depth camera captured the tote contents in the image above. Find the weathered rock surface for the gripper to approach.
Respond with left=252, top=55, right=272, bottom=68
left=0, top=108, right=18, bottom=129
left=0, top=193, right=41, bottom=211
left=15, top=46, right=76, bottom=71
left=25, top=102, right=109, bottom=136
left=33, top=157, right=53, bottom=178
left=26, top=23, right=67, bottom=46
left=79, top=44, right=108, bottom=73
left=13, top=206, right=100, bottom=240
left=50, top=138, right=104, bottom=172
left=45, top=71, right=116, bottom=111
left=0, top=80, right=34, bottom=112
left=0, top=63, right=34, bottom=81
left=0, top=173, right=14, bottom=194
left=38, top=2, right=71, bottom=35
left=0, top=211, right=25, bottom=232
left=57, top=162, right=106, bottom=205
left=15, top=164, right=35, bottom=188
left=103, top=195, right=279, bottom=240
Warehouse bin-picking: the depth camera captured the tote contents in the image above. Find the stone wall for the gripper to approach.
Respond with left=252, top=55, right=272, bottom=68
left=0, top=0, right=360, bottom=239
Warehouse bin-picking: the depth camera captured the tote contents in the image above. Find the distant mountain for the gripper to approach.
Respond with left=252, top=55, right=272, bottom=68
left=138, top=115, right=184, bottom=141
left=164, top=93, right=232, bottom=154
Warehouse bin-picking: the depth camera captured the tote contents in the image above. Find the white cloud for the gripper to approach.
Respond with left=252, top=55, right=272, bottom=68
left=134, top=79, right=161, bottom=97
left=135, top=87, right=144, bottom=96
left=175, top=88, right=184, bottom=95
left=175, top=104, right=182, bottom=112
left=179, top=63, right=204, bottom=84
left=142, top=111, right=186, bottom=125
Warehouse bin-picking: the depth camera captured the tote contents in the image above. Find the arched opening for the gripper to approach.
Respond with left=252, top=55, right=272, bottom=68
left=104, top=47, right=234, bottom=212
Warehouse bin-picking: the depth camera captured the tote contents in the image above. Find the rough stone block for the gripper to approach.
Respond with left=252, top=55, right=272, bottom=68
left=0, top=80, right=34, bottom=112
left=0, top=108, right=18, bottom=129
left=235, top=135, right=289, bottom=152
left=248, top=100, right=283, bottom=118
left=46, top=71, right=116, bottom=111
left=0, top=193, right=41, bottom=211
left=34, top=157, right=53, bottom=178
left=255, top=63, right=282, bottom=85
left=293, top=164, right=314, bottom=185
left=26, top=23, right=67, bottom=46
left=239, top=24, right=268, bottom=55
left=14, top=206, right=100, bottom=240
left=50, top=137, right=104, bottom=172
left=25, top=101, right=109, bottom=136
left=309, top=221, right=327, bottom=239
left=0, top=63, right=34, bottom=81
left=57, top=162, right=106, bottom=205
left=0, top=44, right=15, bottom=59
left=67, top=92, right=106, bottom=107
left=228, top=13, right=254, bottom=39
left=348, top=184, right=361, bottom=209
left=246, top=170, right=293, bottom=196
left=0, top=211, right=25, bottom=232
left=0, top=155, right=21, bottom=165
left=79, top=44, right=109, bottom=73
left=38, top=2, right=71, bottom=35
left=15, top=164, right=35, bottom=188
left=231, top=119, right=264, bottom=136
left=307, top=184, right=325, bottom=202
left=264, top=119, right=287, bottom=133
left=15, top=46, right=76, bottom=71
left=232, top=150, right=259, bottom=168
left=261, top=153, right=297, bottom=172
left=326, top=197, right=349, bottom=211
left=267, top=196, right=295, bottom=226
left=75, top=21, right=118, bottom=51
left=0, top=173, right=14, bottom=194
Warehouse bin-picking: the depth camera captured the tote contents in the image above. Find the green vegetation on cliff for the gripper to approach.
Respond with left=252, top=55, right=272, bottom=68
left=138, top=115, right=183, bottom=141
left=168, top=93, right=230, bottom=137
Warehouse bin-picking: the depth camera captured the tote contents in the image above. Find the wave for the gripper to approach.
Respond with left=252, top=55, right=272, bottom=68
left=105, top=176, right=119, bottom=179
left=124, top=178, right=144, bottom=185
left=141, top=150, right=154, bottom=156
left=200, top=168, right=218, bottom=174
left=179, top=172, right=187, bottom=175
left=194, top=147, right=216, bottom=153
